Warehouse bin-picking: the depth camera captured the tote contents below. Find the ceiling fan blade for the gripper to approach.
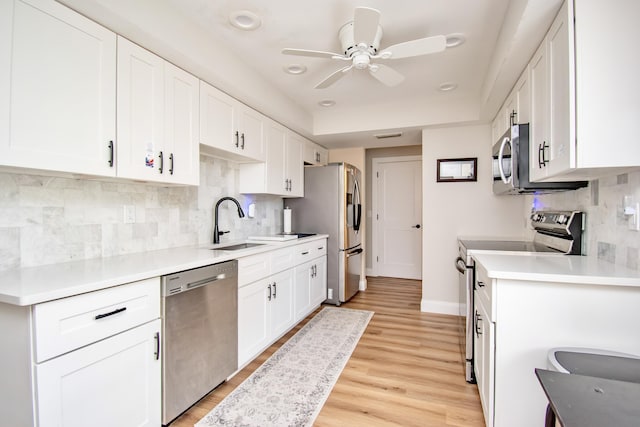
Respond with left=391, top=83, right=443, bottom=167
left=315, top=65, right=353, bottom=89
left=380, top=35, right=447, bottom=59
left=282, top=48, right=344, bottom=59
left=368, top=63, right=404, bottom=87
left=353, top=7, right=380, bottom=44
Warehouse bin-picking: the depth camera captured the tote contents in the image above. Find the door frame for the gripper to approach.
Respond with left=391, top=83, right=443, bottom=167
left=371, top=155, right=422, bottom=278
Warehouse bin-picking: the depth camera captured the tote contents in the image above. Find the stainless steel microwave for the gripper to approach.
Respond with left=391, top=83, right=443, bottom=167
left=492, top=124, right=588, bottom=195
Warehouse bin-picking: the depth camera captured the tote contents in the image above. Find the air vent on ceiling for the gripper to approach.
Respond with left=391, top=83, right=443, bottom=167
left=374, top=132, right=403, bottom=139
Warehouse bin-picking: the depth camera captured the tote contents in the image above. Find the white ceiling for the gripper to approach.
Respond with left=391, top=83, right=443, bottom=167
left=59, top=0, right=563, bottom=149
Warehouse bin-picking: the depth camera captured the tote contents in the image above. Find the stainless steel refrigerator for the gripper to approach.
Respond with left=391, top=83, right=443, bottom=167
left=285, top=162, right=363, bottom=305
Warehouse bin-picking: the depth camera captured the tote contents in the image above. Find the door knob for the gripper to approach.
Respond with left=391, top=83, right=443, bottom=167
left=412, top=224, right=421, bottom=229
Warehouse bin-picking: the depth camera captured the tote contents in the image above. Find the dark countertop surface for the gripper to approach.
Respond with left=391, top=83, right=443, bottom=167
left=535, top=369, right=640, bottom=427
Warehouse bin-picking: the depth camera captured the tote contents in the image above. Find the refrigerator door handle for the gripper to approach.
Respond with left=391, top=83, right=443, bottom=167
left=346, top=248, right=363, bottom=258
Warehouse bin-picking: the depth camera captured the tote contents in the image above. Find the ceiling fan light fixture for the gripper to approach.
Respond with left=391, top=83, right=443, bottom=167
left=284, top=64, right=307, bottom=75
left=445, top=33, right=466, bottom=48
left=318, top=100, right=336, bottom=107
left=439, top=82, right=458, bottom=92
left=229, top=10, right=261, bottom=31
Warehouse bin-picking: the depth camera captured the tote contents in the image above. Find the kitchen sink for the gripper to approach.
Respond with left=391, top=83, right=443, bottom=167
left=214, top=243, right=265, bottom=251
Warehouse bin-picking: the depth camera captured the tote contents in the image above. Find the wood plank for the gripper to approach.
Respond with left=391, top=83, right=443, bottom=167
left=170, top=276, right=484, bottom=426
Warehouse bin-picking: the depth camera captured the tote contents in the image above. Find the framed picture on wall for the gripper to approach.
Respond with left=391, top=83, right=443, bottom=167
left=436, top=158, right=477, bottom=182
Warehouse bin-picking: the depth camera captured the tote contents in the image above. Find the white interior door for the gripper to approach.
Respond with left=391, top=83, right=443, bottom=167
left=373, top=156, right=422, bottom=279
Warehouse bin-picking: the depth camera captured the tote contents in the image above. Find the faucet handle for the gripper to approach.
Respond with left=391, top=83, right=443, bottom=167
left=218, top=230, right=230, bottom=236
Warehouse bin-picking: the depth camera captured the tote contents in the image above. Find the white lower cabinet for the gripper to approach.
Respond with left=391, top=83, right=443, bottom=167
left=36, top=319, right=161, bottom=427
left=473, top=290, right=494, bottom=427
left=238, top=269, right=294, bottom=367
left=0, top=278, right=161, bottom=426
left=237, top=238, right=327, bottom=367
left=294, top=256, right=327, bottom=320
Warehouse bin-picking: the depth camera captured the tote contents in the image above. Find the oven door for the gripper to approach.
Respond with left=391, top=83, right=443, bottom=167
left=455, top=254, right=476, bottom=383
left=492, top=127, right=515, bottom=195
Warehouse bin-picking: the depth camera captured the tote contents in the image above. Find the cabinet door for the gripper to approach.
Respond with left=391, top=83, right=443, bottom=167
left=310, top=256, right=327, bottom=307
left=164, top=62, right=199, bottom=185
left=36, top=319, right=161, bottom=427
left=270, top=269, right=295, bottom=338
left=286, top=133, right=304, bottom=197
left=474, top=294, right=495, bottom=427
left=265, top=120, right=287, bottom=195
left=238, top=278, right=271, bottom=367
left=237, top=105, right=265, bottom=162
left=116, top=36, right=165, bottom=182
left=546, top=1, right=575, bottom=178
left=528, top=42, right=549, bottom=182
left=199, top=81, right=238, bottom=155
left=514, top=69, right=530, bottom=125
left=294, top=261, right=312, bottom=321
left=0, top=0, right=116, bottom=176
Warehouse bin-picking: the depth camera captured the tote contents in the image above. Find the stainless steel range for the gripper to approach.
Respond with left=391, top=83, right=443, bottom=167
left=455, top=210, right=585, bottom=383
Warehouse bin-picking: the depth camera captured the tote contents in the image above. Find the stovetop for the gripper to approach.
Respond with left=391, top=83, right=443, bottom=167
left=459, top=239, right=561, bottom=253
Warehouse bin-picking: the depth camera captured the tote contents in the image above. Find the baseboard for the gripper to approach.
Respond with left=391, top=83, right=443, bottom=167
left=420, top=299, right=461, bottom=316
left=359, top=277, right=367, bottom=291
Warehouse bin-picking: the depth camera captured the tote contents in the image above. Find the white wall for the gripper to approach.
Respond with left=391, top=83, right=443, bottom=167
left=421, top=124, right=526, bottom=314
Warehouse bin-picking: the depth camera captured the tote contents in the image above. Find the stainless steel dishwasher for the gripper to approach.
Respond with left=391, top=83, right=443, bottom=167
left=161, top=260, right=238, bottom=426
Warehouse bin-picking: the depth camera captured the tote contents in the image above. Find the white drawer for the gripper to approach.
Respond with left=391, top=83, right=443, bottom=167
left=270, top=247, right=294, bottom=274
left=294, top=241, right=316, bottom=264
left=33, top=277, right=160, bottom=363
left=311, top=239, right=327, bottom=258
left=475, top=263, right=495, bottom=322
left=238, top=252, right=270, bottom=287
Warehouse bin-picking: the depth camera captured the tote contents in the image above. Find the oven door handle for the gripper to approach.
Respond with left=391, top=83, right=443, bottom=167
left=455, top=257, right=467, bottom=274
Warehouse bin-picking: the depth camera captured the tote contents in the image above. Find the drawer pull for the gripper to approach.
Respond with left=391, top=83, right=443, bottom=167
left=477, top=281, right=485, bottom=288
left=94, top=307, right=127, bottom=320
left=301, top=251, right=309, bottom=255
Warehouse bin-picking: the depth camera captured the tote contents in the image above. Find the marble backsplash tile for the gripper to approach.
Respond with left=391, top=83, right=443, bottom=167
left=0, top=156, right=284, bottom=271
left=526, top=170, right=640, bottom=271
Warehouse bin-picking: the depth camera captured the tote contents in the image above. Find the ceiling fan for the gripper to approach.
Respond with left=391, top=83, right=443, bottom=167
left=282, top=7, right=447, bottom=89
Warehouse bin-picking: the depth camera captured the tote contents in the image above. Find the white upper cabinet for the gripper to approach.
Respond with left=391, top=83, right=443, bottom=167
left=529, top=41, right=549, bottom=182
left=492, top=65, right=530, bottom=142
left=239, top=118, right=304, bottom=197
left=303, top=139, right=328, bottom=166
left=530, top=0, right=640, bottom=181
left=117, top=37, right=199, bottom=185
left=199, top=81, right=265, bottom=163
left=0, top=0, right=117, bottom=177
left=163, top=62, right=200, bottom=185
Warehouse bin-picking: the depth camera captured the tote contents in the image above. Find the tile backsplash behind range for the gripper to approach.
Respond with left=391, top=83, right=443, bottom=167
left=526, top=170, right=640, bottom=270
left=0, top=156, right=283, bottom=271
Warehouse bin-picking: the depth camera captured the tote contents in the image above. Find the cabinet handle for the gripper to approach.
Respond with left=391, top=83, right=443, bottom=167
left=538, top=142, right=549, bottom=168
left=288, top=179, right=292, bottom=191
left=241, top=133, right=245, bottom=150
left=273, top=282, right=277, bottom=299
left=475, top=311, right=482, bottom=337
left=154, top=332, right=160, bottom=360
left=169, top=153, right=174, bottom=175
left=94, top=306, right=126, bottom=320
left=158, top=151, right=164, bottom=174
left=317, top=152, right=320, bottom=162
left=477, top=281, right=485, bottom=288
left=235, top=131, right=239, bottom=148
left=108, top=141, right=114, bottom=167
left=268, top=283, right=272, bottom=301
left=301, top=251, right=309, bottom=255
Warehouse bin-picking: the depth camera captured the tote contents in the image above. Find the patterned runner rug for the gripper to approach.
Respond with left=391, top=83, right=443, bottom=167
left=195, top=306, right=374, bottom=427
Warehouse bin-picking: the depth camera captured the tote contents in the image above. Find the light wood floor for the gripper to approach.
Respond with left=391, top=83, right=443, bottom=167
left=171, top=277, right=485, bottom=426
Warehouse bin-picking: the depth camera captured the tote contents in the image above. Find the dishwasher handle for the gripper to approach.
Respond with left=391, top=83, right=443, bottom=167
left=186, top=274, right=226, bottom=291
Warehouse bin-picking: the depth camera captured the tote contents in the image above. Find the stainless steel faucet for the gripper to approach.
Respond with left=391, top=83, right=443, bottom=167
left=213, top=197, right=245, bottom=244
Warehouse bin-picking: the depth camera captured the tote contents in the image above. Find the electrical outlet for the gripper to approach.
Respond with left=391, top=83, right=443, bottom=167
left=629, top=203, right=640, bottom=231
left=328, top=288, right=333, bottom=300
left=123, top=205, right=136, bottom=224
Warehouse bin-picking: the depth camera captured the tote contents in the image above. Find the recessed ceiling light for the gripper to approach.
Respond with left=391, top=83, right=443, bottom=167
left=318, top=100, right=336, bottom=107
left=439, top=82, right=458, bottom=92
left=445, top=33, right=466, bottom=48
left=283, top=64, right=307, bottom=75
left=229, top=10, right=261, bottom=31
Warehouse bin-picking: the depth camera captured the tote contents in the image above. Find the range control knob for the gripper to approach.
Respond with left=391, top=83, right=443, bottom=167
left=558, top=214, right=566, bottom=224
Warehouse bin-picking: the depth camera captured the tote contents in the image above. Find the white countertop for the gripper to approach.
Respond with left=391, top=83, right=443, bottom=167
left=472, top=253, right=640, bottom=287
left=0, top=235, right=328, bottom=306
